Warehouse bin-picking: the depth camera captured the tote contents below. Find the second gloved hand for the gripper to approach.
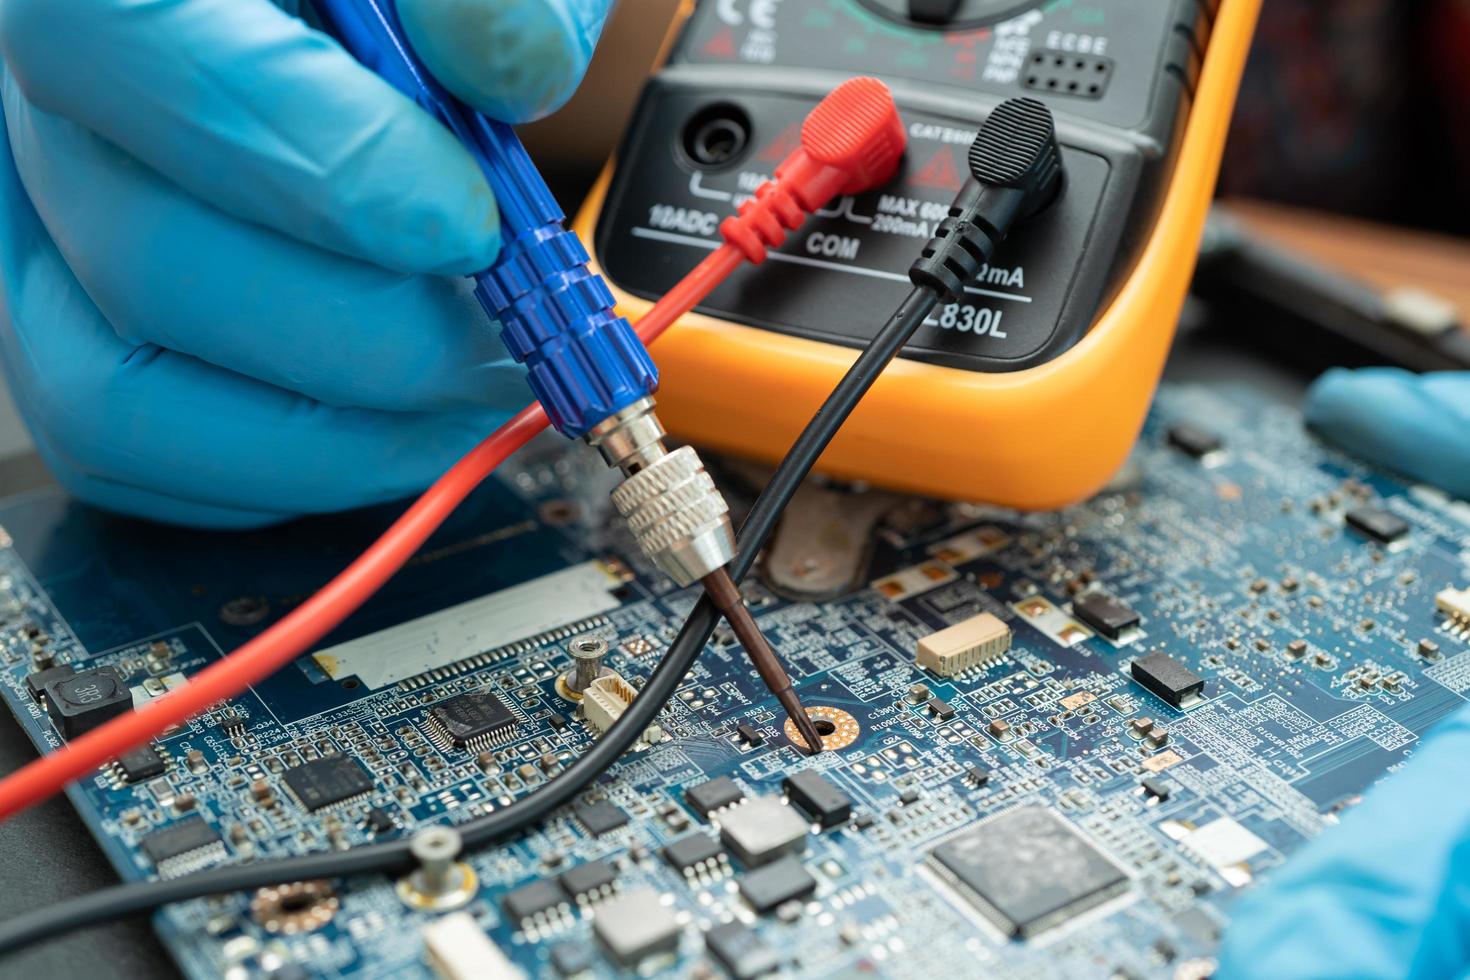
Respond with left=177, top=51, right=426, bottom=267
left=1216, top=365, right=1470, bottom=979
left=0, top=0, right=611, bottom=528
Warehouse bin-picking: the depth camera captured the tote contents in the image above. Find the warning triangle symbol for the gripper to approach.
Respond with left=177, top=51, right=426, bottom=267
left=758, top=121, right=803, bottom=162
left=911, top=146, right=962, bottom=191
left=703, top=26, right=736, bottom=58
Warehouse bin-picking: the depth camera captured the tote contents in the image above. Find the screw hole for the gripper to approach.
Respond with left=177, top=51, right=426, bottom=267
left=813, top=718, right=836, bottom=736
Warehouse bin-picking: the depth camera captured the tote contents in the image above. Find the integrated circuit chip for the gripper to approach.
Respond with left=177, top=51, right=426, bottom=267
left=927, top=804, right=1128, bottom=937
left=738, top=855, right=817, bottom=913
left=1072, top=591, right=1142, bottom=640
left=116, top=744, right=167, bottom=783
left=663, top=833, right=726, bottom=876
left=1345, top=507, right=1409, bottom=545
left=424, top=691, right=517, bottom=752
left=575, top=800, right=630, bottom=837
left=1166, top=422, right=1222, bottom=459
left=1131, top=652, right=1205, bottom=709
left=503, top=879, right=567, bottom=923
left=140, top=816, right=222, bottom=867
left=281, top=754, right=373, bottom=812
left=705, top=920, right=780, bottom=978
left=783, top=770, right=851, bottom=828
left=558, top=859, right=617, bottom=903
left=687, top=776, right=744, bottom=818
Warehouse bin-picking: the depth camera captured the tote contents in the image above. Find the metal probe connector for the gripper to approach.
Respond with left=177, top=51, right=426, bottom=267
left=586, top=398, right=736, bottom=587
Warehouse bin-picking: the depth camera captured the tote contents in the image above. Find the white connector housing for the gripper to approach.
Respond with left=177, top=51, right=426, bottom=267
left=583, top=673, right=637, bottom=734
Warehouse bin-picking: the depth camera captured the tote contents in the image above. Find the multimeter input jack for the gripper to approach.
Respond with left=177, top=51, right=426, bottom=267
left=680, top=103, right=752, bottom=170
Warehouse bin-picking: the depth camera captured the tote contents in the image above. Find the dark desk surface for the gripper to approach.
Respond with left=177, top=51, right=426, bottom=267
left=0, top=201, right=1456, bottom=978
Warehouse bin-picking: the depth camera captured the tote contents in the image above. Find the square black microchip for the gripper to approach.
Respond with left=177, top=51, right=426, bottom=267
left=1072, top=591, right=1142, bottom=640
left=425, top=691, right=517, bottom=751
left=1166, top=422, right=1222, bottom=459
left=686, top=776, right=744, bottom=818
left=559, top=859, right=618, bottom=901
left=116, top=744, right=167, bottom=783
left=738, top=855, right=817, bottom=913
left=504, top=878, right=567, bottom=921
left=928, top=804, right=1128, bottom=937
left=281, top=754, right=373, bottom=812
left=140, top=816, right=221, bottom=865
left=1131, top=651, right=1205, bottom=709
left=705, top=920, right=780, bottom=979
left=663, top=833, right=725, bottom=873
left=1345, top=507, right=1410, bottom=545
left=575, top=800, right=630, bottom=836
left=783, top=771, right=851, bottom=828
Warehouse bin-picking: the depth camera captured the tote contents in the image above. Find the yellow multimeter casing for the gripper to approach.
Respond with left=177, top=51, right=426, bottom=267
left=573, top=0, right=1260, bottom=509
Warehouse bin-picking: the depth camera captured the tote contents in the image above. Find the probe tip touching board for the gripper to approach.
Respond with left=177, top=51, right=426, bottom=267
left=0, top=384, right=1467, bottom=978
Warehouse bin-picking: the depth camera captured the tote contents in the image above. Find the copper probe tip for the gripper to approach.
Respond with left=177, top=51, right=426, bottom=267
left=700, top=570, right=824, bottom=756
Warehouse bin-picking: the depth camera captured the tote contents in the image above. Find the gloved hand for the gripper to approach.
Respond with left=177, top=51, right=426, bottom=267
left=0, top=0, right=611, bottom=528
left=1218, top=367, right=1470, bottom=979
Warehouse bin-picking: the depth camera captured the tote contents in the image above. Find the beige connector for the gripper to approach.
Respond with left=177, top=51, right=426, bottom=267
left=916, top=612, right=1012, bottom=676
left=583, top=673, right=638, bottom=734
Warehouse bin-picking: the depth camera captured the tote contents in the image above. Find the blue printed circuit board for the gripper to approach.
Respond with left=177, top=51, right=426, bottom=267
left=2, top=385, right=1469, bottom=979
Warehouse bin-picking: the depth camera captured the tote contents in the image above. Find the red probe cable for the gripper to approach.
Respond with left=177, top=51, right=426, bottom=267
left=0, top=77, right=904, bottom=822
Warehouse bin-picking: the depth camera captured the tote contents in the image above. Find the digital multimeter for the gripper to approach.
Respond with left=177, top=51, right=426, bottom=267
left=572, top=0, right=1259, bottom=508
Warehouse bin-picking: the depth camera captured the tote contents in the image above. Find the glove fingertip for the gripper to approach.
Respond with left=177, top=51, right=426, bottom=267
left=398, top=0, right=611, bottom=123
left=1305, top=367, right=1470, bottom=498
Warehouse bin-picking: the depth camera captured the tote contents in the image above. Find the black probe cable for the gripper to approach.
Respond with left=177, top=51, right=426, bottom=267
left=0, top=97, right=1063, bottom=956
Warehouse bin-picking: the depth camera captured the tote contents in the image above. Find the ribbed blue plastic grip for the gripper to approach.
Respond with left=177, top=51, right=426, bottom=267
left=312, top=0, right=658, bottom=437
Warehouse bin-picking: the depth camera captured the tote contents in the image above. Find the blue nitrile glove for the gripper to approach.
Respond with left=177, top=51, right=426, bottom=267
left=1218, top=368, right=1470, bottom=979
left=0, top=0, right=611, bottom=528
left=1305, top=368, right=1470, bottom=500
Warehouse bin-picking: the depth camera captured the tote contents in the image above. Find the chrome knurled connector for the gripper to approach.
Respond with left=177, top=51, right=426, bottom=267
left=586, top=398, right=736, bottom=586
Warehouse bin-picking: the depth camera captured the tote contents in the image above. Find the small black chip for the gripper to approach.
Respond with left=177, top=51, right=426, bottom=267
left=45, top=665, right=132, bottom=739
left=424, top=691, right=517, bottom=751
left=25, top=664, right=74, bottom=702
left=116, top=745, right=167, bottom=783
left=1166, top=422, right=1222, bottom=459
left=783, top=771, right=851, bottom=828
left=281, top=754, right=373, bottom=812
left=363, top=806, right=397, bottom=835
left=575, top=800, right=630, bottom=836
left=503, top=878, right=567, bottom=922
left=928, top=804, right=1127, bottom=937
left=1345, top=507, right=1409, bottom=544
left=140, top=816, right=221, bottom=865
left=663, top=833, right=725, bottom=873
left=965, top=766, right=991, bottom=788
left=705, top=920, right=780, bottom=978
left=737, top=723, right=764, bottom=747
left=1131, top=652, right=1205, bottom=709
left=559, top=859, right=618, bottom=902
left=687, top=776, right=744, bottom=818
left=927, top=697, right=956, bottom=720
left=1072, top=591, right=1142, bottom=640
left=738, top=855, right=817, bottom=913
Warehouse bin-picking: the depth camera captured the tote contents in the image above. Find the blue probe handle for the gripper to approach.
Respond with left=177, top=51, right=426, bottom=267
left=312, top=0, right=658, bottom=438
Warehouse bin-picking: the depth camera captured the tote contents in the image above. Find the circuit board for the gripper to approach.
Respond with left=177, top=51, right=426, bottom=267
left=2, top=384, right=1469, bottom=979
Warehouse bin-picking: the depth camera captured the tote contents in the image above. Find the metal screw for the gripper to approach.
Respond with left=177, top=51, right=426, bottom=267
left=410, top=826, right=462, bottom=896
left=567, top=636, right=609, bottom=694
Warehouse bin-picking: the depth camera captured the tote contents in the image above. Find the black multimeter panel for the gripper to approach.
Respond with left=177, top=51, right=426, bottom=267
left=594, top=0, right=1215, bottom=372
